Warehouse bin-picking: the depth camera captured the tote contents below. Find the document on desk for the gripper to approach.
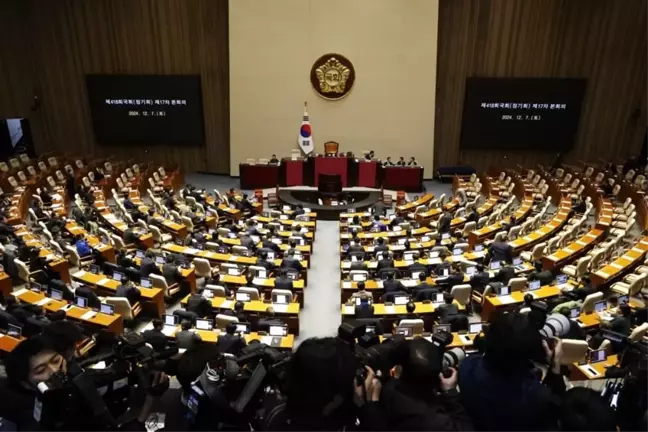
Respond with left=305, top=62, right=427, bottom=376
left=272, top=304, right=288, bottom=313
left=341, top=281, right=352, bottom=289
left=13, top=288, right=28, bottom=297
left=220, top=300, right=234, bottom=309
left=73, top=270, right=86, bottom=278
left=81, top=311, right=97, bottom=320
left=384, top=306, right=396, bottom=314
left=344, top=305, right=355, bottom=314
left=36, top=298, right=51, bottom=306
left=97, top=278, right=110, bottom=286
left=261, top=336, right=274, bottom=345
left=497, top=295, right=517, bottom=305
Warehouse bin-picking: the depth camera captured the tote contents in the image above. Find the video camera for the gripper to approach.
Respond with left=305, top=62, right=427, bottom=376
left=185, top=342, right=291, bottom=431
left=35, top=333, right=175, bottom=431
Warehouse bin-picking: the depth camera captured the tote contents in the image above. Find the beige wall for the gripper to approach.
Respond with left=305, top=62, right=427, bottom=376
left=229, top=0, right=439, bottom=177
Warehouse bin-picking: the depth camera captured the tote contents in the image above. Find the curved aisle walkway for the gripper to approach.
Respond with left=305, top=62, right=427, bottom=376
left=296, top=220, right=342, bottom=345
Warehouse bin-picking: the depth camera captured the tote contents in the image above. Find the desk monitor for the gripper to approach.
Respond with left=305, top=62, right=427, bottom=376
left=287, top=272, right=299, bottom=281
left=490, top=261, right=501, bottom=271
left=365, top=325, right=376, bottom=334
left=236, top=292, right=251, bottom=302
left=570, top=307, right=581, bottom=319
left=528, top=280, right=541, bottom=291
left=140, top=278, right=151, bottom=288
left=30, top=282, right=42, bottom=293
left=395, top=326, right=413, bottom=337
left=618, top=295, right=629, bottom=305
left=474, top=244, right=484, bottom=252
left=453, top=248, right=463, bottom=256
left=403, top=252, right=415, bottom=261
left=266, top=252, right=275, bottom=260
left=257, top=269, right=267, bottom=279
left=164, top=314, right=179, bottom=326
left=556, top=274, right=568, bottom=285
left=421, top=236, right=431, bottom=243
left=589, top=349, right=607, bottom=363
left=356, top=297, right=372, bottom=307
left=235, top=322, right=251, bottom=334
left=75, top=296, right=88, bottom=308
left=155, top=256, right=166, bottom=265
left=7, top=324, right=21, bottom=338
left=273, top=294, right=289, bottom=305
left=352, top=273, right=367, bottom=282
left=89, top=264, right=101, bottom=275
left=411, top=271, right=422, bottom=280
left=51, top=289, right=63, bottom=301
left=269, top=325, right=288, bottom=337
left=466, top=267, right=476, bottom=276
left=499, top=286, right=510, bottom=296
left=469, top=322, right=484, bottom=334
left=435, top=293, right=445, bottom=303
left=441, top=233, right=451, bottom=240
left=394, top=295, right=409, bottom=306
left=195, top=319, right=213, bottom=331
left=195, top=243, right=204, bottom=250
left=228, top=268, right=241, bottom=276
left=594, top=300, right=607, bottom=313
left=398, top=238, right=407, bottom=245
left=433, top=324, right=452, bottom=334
left=136, top=250, right=145, bottom=259
left=100, top=303, right=115, bottom=315
left=513, top=257, right=522, bottom=266
left=440, top=268, right=449, bottom=277
left=202, top=288, right=214, bottom=299
left=113, top=271, right=125, bottom=282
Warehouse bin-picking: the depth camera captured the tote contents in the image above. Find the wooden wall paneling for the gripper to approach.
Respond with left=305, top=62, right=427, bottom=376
left=1, top=0, right=230, bottom=174
left=435, top=0, right=647, bottom=173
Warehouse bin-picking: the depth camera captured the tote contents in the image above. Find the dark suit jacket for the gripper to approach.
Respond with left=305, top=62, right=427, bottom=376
left=124, top=229, right=139, bottom=245
left=350, top=261, right=368, bottom=271
left=383, top=279, right=405, bottom=294
left=528, top=270, right=554, bottom=286
left=470, top=272, right=491, bottom=293
left=382, top=290, right=409, bottom=303
left=163, top=264, right=183, bottom=285
left=494, top=267, right=516, bottom=286
left=115, top=285, right=142, bottom=305
left=216, top=333, right=247, bottom=355
left=261, top=240, right=281, bottom=253
left=373, top=202, right=387, bottom=216
left=444, top=273, right=465, bottom=289
left=186, top=294, right=212, bottom=317
left=412, top=284, right=439, bottom=299
left=143, top=329, right=169, bottom=352
left=488, top=241, right=513, bottom=263
left=258, top=259, right=274, bottom=272
left=437, top=303, right=459, bottom=319
left=240, top=236, right=255, bottom=249
left=374, top=244, right=389, bottom=254
left=75, top=285, right=101, bottom=309
left=408, top=262, right=427, bottom=275
left=438, top=214, right=452, bottom=233
left=377, top=258, right=395, bottom=271
left=281, top=257, right=302, bottom=271
left=563, top=320, right=585, bottom=340
left=274, top=277, right=294, bottom=291
left=347, top=244, right=365, bottom=254
left=140, top=258, right=160, bottom=278
left=466, top=211, right=479, bottom=223
left=176, top=330, right=202, bottom=349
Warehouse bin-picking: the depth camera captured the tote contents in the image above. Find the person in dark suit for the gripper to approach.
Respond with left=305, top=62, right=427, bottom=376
left=437, top=293, right=459, bottom=319
left=501, top=215, right=517, bottom=232
left=488, top=240, right=513, bottom=264
left=269, top=154, right=279, bottom=164
left=372, top=199, right=387, bottom=217
left=39, top=187, right=53, bottom=206
left=162, top=255, right=183, bottom=286
left=186, top=290, right=212, bottom=318
left=261, top=235, right=281, bottom=254
left=466, top=207, right=479, bottom=224
left=140, top=250, right=161, bottom=278
left=350, top=259, right=368, bottom=271
left=632, top=293, right=648, bottom=326
left=223, top=301, right=247, bottom=323
left=274, top=269, right=294, bottom=291
left=74, top=285, right=101, bottom=310
left=240, top=234, right=256, bottom=250
left=116, top=250, right=136, bottom=270
left=372, top=215, right=387, bottom=232
left=347, top=239, right=365, bottom=255
left=408, top=254, right=427, bottom=276
left=526, top=261, right=554, bottom=286
left=143, top=319, right=170, bottom=352
left=216, top=323, right=247, bottom=355
left=443, top=263, right=465, bottom=289
left=377, top=253, right=395, bottom=272
left=281, top=250, right=303, bottom=272
left=569, top=275, right=597, bottom=301
left=65, top=170, right=77, bottom=201
left=396, top=157, right=406, bottom=167
left=383, top=272, right=405, bottom=294
left=257, top=252, right=274, bottom=273
left=438, top=210, right=452, bottom=234
left=176, top=320, right=202, bottom=350
left=407, top=157, right=418, bottom=167
left=469, top=264, right=490, bottom=294
left=115, top=279, right=142, bottom=305
left=374, top=237, right=389, bottom=254
left=493, top=261, right=516, bottom=286
left=606, top=304, right=632, bottom=337
left=412, top=272, right=438, bottom=298
left=123, top=228, right=140, bottom=246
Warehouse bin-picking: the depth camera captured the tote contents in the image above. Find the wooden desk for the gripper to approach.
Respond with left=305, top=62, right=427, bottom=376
left=396, top=194, right=434, bottom=214
left=65, top=221, right=116, bottom=263
left=543, top=229, right=605, bottom=270
left=340, top=226, right=433, bottom=241
left=254, top=215, right=316, bottom=229
left=158, top=326, right=294, bottom=349
left=13, top=288, right=124, bottom=334
left=16, top=228, right=71, bottom=283
left=0, top=334, right=23, bottom=352
left=131, top=256, right=197, bottom=294
left=509, top=197, right=572, bottom=252
left=180, top=295, right=301, bottom=334
left=218, top=237, right=312, bottom=255
left=0, top=272, right=11, bottom=297
left=72, top=270, right=165, bottom=316
left=468, top=197, right=534, bottom=248
left=415, top=199, right=460, bottom=224
left=592, top=237, right=648, bottom=286
left=481, top=286, right=562, bottom=321
left=571, top=355, right=618, bottom=381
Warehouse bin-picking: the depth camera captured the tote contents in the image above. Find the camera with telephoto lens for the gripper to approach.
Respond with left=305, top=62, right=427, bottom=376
left=184, top=342, right=291, bottom=431
left=35, top=333, right=175, bottom=431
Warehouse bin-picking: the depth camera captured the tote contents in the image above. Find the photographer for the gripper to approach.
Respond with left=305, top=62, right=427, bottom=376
left=364, top=338, right=473, bottom=430
left=458, top=311, right=565, bottom=430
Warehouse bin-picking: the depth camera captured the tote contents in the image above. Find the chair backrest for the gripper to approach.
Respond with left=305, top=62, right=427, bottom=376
left=494, top=231, right=507, bottom=242
left=463, top=221, right=477, bottom=236
left=149, top=225, right=163, bottom=242
left=450, top=284, right=471, bottom=306
left=531, top=242, right=546, bottom=261
left=215, top=314, right=239, bottom=330
left=560, top=339, right=589, bottom=364
left=563, top=173, right=572, bottom=184
left=629, top=322, right=648, bottom=342
left=398, top=319, right=425, bottom=335
left=14, top=258, right=30, bottom=282
left=205, top=285, right=227, bottom=298
left=204, top=242, right=219, bottom=251
left=105, top=297, right=133, bottom=320
left=65, top=245, right=83, bottom=267
left=150, top=274, right=171, bottom=296
left=17, top=171, right=26, bottom=182
left=508, top=277, right=527, bottom=292
left=126, top=168, right=134, bottom=178
left=508, top=225, right=522, bottom=240
left=47, top=176, right=56, bottom=188
left=583, top=167, right=594, bottom=178
left=477, top=216, right=488, bottom=228
left=324, top=141, right=339, bottom=154
left=9, top=158, right=20, bottom=168
left=48, top=157, right=58, bottom=167
left=75, top=159, right=84, bottom=169
left=271, top=289, right=293, bottom=303
left=575, top=256, right=593, bottom=277
left=159, top=167, right=166, bottom=177
left=111, top=235, right=127, bottom=251
left=627, top=273, right=647, bottom=296
left=581, top=292, right=604, bottom=313
left=27, top=166, right=37, bottom=176
left=238, top=287, right=260, bottom=300
left=193, top=258, right=213, bottom=278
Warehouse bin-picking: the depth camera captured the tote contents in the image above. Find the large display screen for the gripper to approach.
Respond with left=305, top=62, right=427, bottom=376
left=86, top=75, right=205, bottom=145
left=460, top=78, right=586, bottom=151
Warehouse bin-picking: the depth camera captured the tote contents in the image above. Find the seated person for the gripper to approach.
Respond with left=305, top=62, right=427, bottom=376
left=256, top=307, right=285, bottom=332
left=122, top=194, right=136, bottom=211
left=281, top=250, right=303, bottom=272
left=493, top=261, right=516, bottom=286
left=216, top=323, right=247, bottom=355
left=527, top=261, right=554, bottom=286
left=347, top=281, right=373, bottom=304
left=465, top=206, right=479, bottom=223
left=501, top=215, right=517, bottom=231
left=377, top=252, right=395, bottom=271
left=407, top=254, right=427, bottom=275
left=437, top=210, right=452, bottom=234
left=382, top=157, right=395, bottom=167
left=115, top=278, right=142, bottom=306
left=257, top=251, right=274, bottom=273
left=140, top=250, right=161, bottom=278
left=372, top=215, right=387, bottom=232
left=383, top=272, right=405, bottom=294
left=260, top=234, right=281, bottom=253
left=350, top=257, right=368, bottom=271
left=407, top=157, right=418, bottom=167
left=437, top=293, right=459, bottom=319
left=223, top=300, right=247, bottom=323
left=176, top=320, right=202, bottom=350
left=123, top=227, right=140, bottom=246
left=143, top=318, right=170, bottom=352
left=347, top=239, right=365, bottom=255
left=269, top=154, right=279, bottom=164
left=39, top=187, right=53, bottom=206
left=374, top=237, right=389, bottom=253
left=74, top=284, right=101, bottom=310
left=116, top=250, right=136, bottom=269
left=31, top=202, right=47, bottom=220
left=412, top=272, right=436, bottom=296
left=397, top=302, right=419, bottom=322
left=162, top=255, right=183, bottom=286
left=74, top=235, right=92, bottom=258
left=186, top=289, right=212, bottom=318
left=396, top=156, right=407, bottom=166
left=293, top=204, right=305, bottom=216
left=274, top=269, right=294, bottom=291
left=488, top=239, right=513, bottom=263
left=469, top=264, right=490, bottom=294
left=567, top=275, right=597, bottom=301
left=439, top=263, right=464, bottom=289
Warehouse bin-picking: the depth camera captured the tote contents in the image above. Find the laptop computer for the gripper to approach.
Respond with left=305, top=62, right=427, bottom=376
left=393, top=295, right=409, bottom=305
left=140, top=278, right=151, bottom=288
left=75, top=296, right=88, bottom=308
left=441, top=233, right=451, bottom=240
left=236, top=292, right=251, bottom=302
left=89, top=264, right=100, bottom=275
left=30, top=282, right=42, bottom=293
left=155, top=256, right=166, bottom=265
left=433, top=324, right=452, bottom=333
left=235, top=322, right=251, bottom=334
left=273, top=293, right=289, bottom=305
left=164, top=314, right=179, bottom=327
left=499, top=285, right=510, bottom=296
left=469, top=322, right=484, bottom=334
left=453, top=248, right=463, bottom=256
left=474, top=244, right=484, bottom=252
left=100, top=303, right=114, bottom=315
left=7, top=324, right=22, bottom=338
left=228, top=267, right=241, bottom=276
left=466, top=267, right=476, bottom=276
left=269, top=325, right=288, bottom=337
left=113, top=271, right=124, bottom=282
left=356, top=297, right=372, bottom=307
left=434, top=293, right=445, bottom=303
left=490, top=261, right=501, bottom=271
left=618, top=295, right=629, bottom=305
left=195, top=319, right=213, bottom=331
left=513, top=257, right=525, bottom=271
left=570, top=307, right=581, bottom=319
left=589, top=349, right=607, bottom=363
left=528, top=280, right=541, bottom=291
left=594, top=300, right=607, bottom=313
left=395, top=326, right=413, bottom=337
left=51, top=289, right=63, bottom=300
left=352, top=273, right=367, bottom=282
left=136, top=250, right=145, bottom=259
left=411, top=271, right=422, bottom=280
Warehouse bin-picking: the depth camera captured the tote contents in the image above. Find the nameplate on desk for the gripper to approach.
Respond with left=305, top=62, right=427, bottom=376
left=220, top=300, right=233, bottom=309
left=610, top=263, right=623, bottom=270
left=342, top=281, right=352, bottom=289
left=13, top=288, right=28, bottom=296
left=344, top=305, right=355, bottom=314
left=74, top=271, right=86, bottom=278
left=80, top=311, right=97, bottom=320
left=384, top=306, right=396, bottom=314
left=36, top=298, right=51, bottom=306
left=185, top=248, right=199, bottom=255
left=273, top=304, right=288, bottom=313
left=583, top=365, right=602, bottom=378
left=97, top=278, right=110, bottom=286
left=497, top=295, right=517, bottom=305
left=523, top=236, right=533, bottom=242
left=564, top=247, right=575, bottom=254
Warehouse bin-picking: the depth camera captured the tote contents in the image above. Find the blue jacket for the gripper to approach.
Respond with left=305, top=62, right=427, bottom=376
left=75, top=240, right=92, bottom=257
left=458, top=354, right=564, bottom=431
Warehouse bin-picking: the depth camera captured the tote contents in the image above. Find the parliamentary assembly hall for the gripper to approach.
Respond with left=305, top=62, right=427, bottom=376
left=0, top=0, right=645, bottom=430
